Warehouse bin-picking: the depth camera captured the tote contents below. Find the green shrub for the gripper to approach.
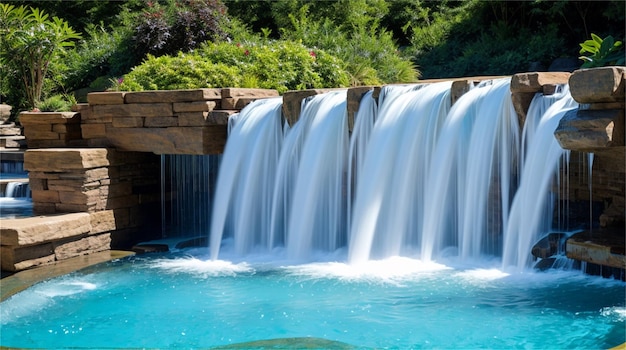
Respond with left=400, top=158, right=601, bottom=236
left=0, top=4, right=81, bottom=110
left=38, top=93, right=76, bottom=112
left=278, top=5, right=419, bottom=85
left=579, top=33, right=625, bottom=68
left=120, top=41, right=350, bottom=93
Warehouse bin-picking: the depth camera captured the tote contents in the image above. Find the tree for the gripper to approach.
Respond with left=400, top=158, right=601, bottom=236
left=0, top=3, right=81, bottom=110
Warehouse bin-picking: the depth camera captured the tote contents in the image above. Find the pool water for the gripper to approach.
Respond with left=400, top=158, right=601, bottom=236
left=1, top=249, right=624, bottom=349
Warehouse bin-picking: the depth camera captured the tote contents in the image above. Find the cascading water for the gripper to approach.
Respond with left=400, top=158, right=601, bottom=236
left=284, top=90, right=349, bottom=260
left=502, top=85, right=578, bottom=270
left=208, top=79, right=583, bottom=271
left=348, top=82, right=451, bottom=263
left=161, top=154, right=219, bottom=238
left=209, top=97, right=285, bottom=259
left=3, top=181, right=30, bottom=198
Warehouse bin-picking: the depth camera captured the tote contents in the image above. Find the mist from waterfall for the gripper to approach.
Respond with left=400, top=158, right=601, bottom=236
left=206, top=80, right=579, bottom=270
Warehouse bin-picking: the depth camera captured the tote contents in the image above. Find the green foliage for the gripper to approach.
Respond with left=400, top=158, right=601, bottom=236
left=129, top=0, right=228, bottom=58
left=277, top=4, right=419, bottom=85
left=409, top=1, right=573, bottom=78
left=120, top=41, right=351, bottom=93
left=0, top=3, right=81, bottom=110
left=37, top=93, right=76, bottom=112
left=579, top=33, right=625, bottom=68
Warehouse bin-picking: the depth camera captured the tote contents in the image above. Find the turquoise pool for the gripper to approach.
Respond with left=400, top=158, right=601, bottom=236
left=1, top=249, right=624, bottom=349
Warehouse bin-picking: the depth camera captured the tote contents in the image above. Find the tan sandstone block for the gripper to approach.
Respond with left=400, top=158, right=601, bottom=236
left=124, top=89, right=221, bottom=103
left=47, top=179, right=84, bottom=192
left=569, top=66, right=626, bottom=103
left=19, top=112, right=80, bottom=124
left=58, top=188, right=100, bottom=205
left=0, top=242, right=54, bottom=266
left=510, top=72, right=571, bottom=93
left=28, top=178, right=47, bottom=191
left=177, top=112, right=210, bottom=126
left=55, top=203, right=91, bottom=213
left=112, top=116, right=144, bottom=128
left=31, top=189, right=59, bottom=203
left=87, top=92, right=126, bottom=105
left=90, top=210, right=117, bottom=233
left=24, top=125, right=58, bottom=140
left=24, top=148, right=114, bottom=172
left=554, top=108, right=625, bottom=151
left=144, top=116, right=179, bottom=127
left=2, top=251, right=56, bottom=272
left=93, top=103, right=173, bottom=118
left=32, top=203, right=56, bottom=214
left=54, top=233, right=111, bottom=260
left=0, top=213, right=92, bottom=245
left=105, top=126, right=227, bottom=154
left=173, top=101, right=217, bottom=113
left=221, top=88, right=279, bottom=98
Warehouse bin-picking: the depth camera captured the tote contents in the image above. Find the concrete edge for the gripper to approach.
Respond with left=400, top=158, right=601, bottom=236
left=0, top=249, right=134, bottom=301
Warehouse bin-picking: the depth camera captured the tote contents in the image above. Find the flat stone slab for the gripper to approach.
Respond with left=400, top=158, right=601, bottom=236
left=1, top=213, right=91, bottom=246
left=569, top=66, right=626, bottom=103
left=566, top=228, right=625, bottom=269
left=24, top=148, right=116, bottom=172
left=554, top=108, right=624, bottom=151
left=124, top=89, right=221, bottom=104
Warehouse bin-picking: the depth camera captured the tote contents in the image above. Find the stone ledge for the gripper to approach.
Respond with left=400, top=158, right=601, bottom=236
left=0, top=213, right=91, bottom=246
left=24, top=148, right=116, bottom=171
left=569, top=66, right=626, bottom=103
left=566, top=229, right=625, bottom=269
left=554, top=108, right=624, bottom=151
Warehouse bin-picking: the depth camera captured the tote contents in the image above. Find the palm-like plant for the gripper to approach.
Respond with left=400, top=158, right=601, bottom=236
left=0, top=4, right=81, bottom=110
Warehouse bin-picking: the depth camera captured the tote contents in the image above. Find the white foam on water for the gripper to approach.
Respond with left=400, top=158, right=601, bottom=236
left=601, top=307, right=626, bottom=322
left=151, top=257, right=254, bottom=277
left=32, top=280, right=98, bottom=298
left=282, top=256, right=451, bottom=284
left=454, top=268, right=510, bottom=282
left=1, top=279, right=97, bottom=324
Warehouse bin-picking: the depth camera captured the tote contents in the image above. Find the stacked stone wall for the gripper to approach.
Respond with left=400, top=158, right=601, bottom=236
left=0, top=148, right=160, bottom=271
left=20, top=112, right=84, bottom=148
left=77, top=88, right=278, bottom=154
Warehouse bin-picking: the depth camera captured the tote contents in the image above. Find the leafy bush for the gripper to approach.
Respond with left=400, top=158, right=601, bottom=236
left=119, top=41, right=351, bottom=93
left=38, top=94, right=76, bottom=112
left=277, top=4, right=419, bottom=85
left=0, top=4, right=81, bottom=110
left=131, top=0, right=228, bottom=58
left=579, top=34, right=625, bottom=68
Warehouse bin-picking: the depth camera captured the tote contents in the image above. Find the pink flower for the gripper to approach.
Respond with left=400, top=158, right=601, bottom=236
left=236, top=43, right=241, bottom=47
left=244, top=49, right=249, bottom=56
left=309, top=51, right=316, bottom=57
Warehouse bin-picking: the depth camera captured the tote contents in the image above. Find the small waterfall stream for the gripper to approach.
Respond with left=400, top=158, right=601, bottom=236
left=203, top=80, right=582, bottom=270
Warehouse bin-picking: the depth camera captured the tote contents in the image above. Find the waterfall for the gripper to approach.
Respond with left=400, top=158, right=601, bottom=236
left=210, top=97, right=285, bottom=259
left=501, top=86, right=578, bottom=271
left=161, top=154, right=219, bottom=238
left=348, top=82, right=451, bottom=264
left=3, top=181, right=30, bottom=198
left=206, top=80, right=580, bottom=269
